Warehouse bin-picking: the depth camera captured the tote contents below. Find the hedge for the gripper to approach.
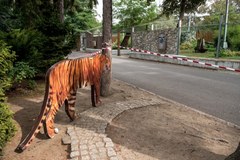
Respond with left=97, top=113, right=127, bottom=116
left=0, top=40, right=16, bottom=155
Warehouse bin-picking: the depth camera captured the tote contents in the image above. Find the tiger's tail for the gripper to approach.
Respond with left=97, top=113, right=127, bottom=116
left=16, top=73, right=52, bottom=152
left=16, top=97, right=51, bottom=152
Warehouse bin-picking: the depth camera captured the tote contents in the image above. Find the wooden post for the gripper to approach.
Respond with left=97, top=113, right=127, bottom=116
left=216, top=15, right=224, bottom=58
left=76, top=33, right=81, bottom=51
left=117, top=31, right=120, bottom=56
left=101, top=0, right=112, bottom=96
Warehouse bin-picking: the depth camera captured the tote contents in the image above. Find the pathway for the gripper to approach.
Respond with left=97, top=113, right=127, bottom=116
left=64, top=99, right=162, bottom=160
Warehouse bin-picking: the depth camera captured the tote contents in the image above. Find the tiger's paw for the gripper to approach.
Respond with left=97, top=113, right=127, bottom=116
left=54, top=128, right=59, bottom=134
left=43, top=120, right=56, bottom=139
left=95, top=100, right=102, bottom=107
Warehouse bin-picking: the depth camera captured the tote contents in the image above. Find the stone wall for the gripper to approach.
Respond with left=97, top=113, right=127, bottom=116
left=93, top=36, right=102, bottom=49
left=86, top=32, right=94, bottom=48
left=132, top=29, right=177, bottom=54
left=81, top=32, right=103, bottom=49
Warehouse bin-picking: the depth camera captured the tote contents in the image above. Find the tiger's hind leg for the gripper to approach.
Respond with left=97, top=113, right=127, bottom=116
left=43, top=117, right=55, bottom=138
left=43, top=103, right=58, bottom=138
left=65, top=90, right=77, bottom=121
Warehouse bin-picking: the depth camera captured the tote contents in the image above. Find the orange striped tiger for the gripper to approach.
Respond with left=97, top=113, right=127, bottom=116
left=16, top=53, right=110, bottom=152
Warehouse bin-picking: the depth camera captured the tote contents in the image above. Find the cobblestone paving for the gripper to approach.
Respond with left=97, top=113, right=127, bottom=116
left=65, top=99, right=162, bottom=160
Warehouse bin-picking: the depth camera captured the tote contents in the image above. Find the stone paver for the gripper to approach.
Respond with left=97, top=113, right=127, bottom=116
left=65, top=99, right=161, bottom=160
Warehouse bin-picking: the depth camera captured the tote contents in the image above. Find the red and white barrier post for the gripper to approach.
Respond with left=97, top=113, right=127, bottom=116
left=120, top=46, right=240, bottom=73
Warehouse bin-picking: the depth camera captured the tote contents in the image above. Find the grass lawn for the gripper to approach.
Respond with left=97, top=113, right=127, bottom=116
left=180, top=49, right=240, bottom=60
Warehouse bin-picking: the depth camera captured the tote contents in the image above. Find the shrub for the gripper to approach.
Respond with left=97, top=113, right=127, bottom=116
left=180, top=31, right=197, bottom=50
left=228, top=25, right=240, bottom=51
left=181, top=31, right=196, bottom=44
left=4, top=27, right=71, bottom=73
left=36, top=18, right=72, bottom=71
left=205, top=43, right=215, bottom=51
left=0, top=40, right=16, bottom=155
left=180, top=41, right=196, bottom=50
left=9, top=62, right=37, bottom=89
left=214, top=25, right=240, bottom=52
left=0, top=102, right=16, bottom=155
left=0, top=40, right=15, bottom=101
left=221, top=50, right=240, bottom=57
left=4, top=29, right=45, bottom=71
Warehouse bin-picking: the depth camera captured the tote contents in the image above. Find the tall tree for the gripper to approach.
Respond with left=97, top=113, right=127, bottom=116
left=53, top=0, right=97, bottom=23
left=113, top=0, right=159, bottom=29
left=65, top=0, right=100, bottom=33
left=162, top=0, right=206, bottom=53
left=101, top=0, right=112, bottom=96
left=87, top=0, right=98, bottom=8
left=162, top=0, right=206, bottom=22
left=198, top=0, right=240, bottom=25
left=57, top=0, right=64, bottom=23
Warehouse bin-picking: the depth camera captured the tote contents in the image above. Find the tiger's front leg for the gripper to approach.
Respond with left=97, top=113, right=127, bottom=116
left=91, top=85, right=96, bottom=107
left=94, top=83, right=101, bottom=106
left=65, top=90, right=77, bottom=121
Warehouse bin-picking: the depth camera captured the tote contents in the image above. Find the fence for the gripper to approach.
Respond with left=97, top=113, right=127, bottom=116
left=79, top=12, right=240, bottom=58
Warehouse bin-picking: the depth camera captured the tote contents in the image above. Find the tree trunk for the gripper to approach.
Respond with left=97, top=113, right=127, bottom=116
left=225, top=142, right=240, bottom=160
left=101, top=0, right=112, bottom=96
left=58, top=0, right=64, bottom=23
left=176, top=0, right=186, bottom=54
left=54, top=0, right=64, bottom=23
left=179, top=0, right=186, bottom=22
left=178, top=0, right=186, bottom=34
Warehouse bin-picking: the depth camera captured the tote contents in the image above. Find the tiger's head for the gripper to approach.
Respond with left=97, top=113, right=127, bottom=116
left=100, top=54, right=111, bottom=72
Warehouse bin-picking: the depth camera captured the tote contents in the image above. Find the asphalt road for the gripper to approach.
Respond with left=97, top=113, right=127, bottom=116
left=112, top=55, right=240, bottom=126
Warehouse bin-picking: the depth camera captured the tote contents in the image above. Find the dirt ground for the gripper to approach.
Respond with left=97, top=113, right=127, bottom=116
left=1, top=79, right=240, bottom=160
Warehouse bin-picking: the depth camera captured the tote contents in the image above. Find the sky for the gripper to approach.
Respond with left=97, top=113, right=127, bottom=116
left=95, top=0, right=163, bottom=21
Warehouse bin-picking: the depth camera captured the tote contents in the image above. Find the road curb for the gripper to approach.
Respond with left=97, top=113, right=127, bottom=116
left=115, top=79, right=240, bottom=130
left=129, top=52, right=240, bottom=73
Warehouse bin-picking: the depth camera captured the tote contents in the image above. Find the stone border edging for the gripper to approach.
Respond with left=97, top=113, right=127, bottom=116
left=66, top=99, right=162, bottom=160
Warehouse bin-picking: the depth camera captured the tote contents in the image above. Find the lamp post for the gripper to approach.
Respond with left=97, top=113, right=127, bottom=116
left=176, top=17, right=182, bottom=55
left=223, top=0, right=229, bottom=49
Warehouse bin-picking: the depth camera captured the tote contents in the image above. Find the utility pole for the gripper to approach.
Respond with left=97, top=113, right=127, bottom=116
left=216, top=15, right=224, bottom=58
left=176, top=18, right=182, bottom=55
left=117, top=31, right=120, bottom=56
left=223, top=0, right=229, bottom=49
left=187, top=14, right=191, bottom=32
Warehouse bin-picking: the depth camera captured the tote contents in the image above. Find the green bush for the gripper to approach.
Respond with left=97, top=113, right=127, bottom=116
left=180, top=41, right=196, bottom=50
left=181, top=31, right=196, bottom=44
left=221, top=50, right=240, bottom=57
left=0, top=40, right=16, bottom=155
left=0, top=40, right=15, bottom=101
left=3, top=26, right=71, bottom=73
left=228, top=25, right=240, bottom=51
left=36, top=17, right=72, bottom=71
left=9, top=62, right=37, bottom=89
left=0, top=102, right=16, bottom=155
left=214, top=25, right=240, bottom=52
left=4, top=29, right=45, bottom=71
left=180, top=31, right=197, bottom=51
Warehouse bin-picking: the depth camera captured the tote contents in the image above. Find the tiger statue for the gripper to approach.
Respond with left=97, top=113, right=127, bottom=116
left=16, top=52, right=110, bottom=152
